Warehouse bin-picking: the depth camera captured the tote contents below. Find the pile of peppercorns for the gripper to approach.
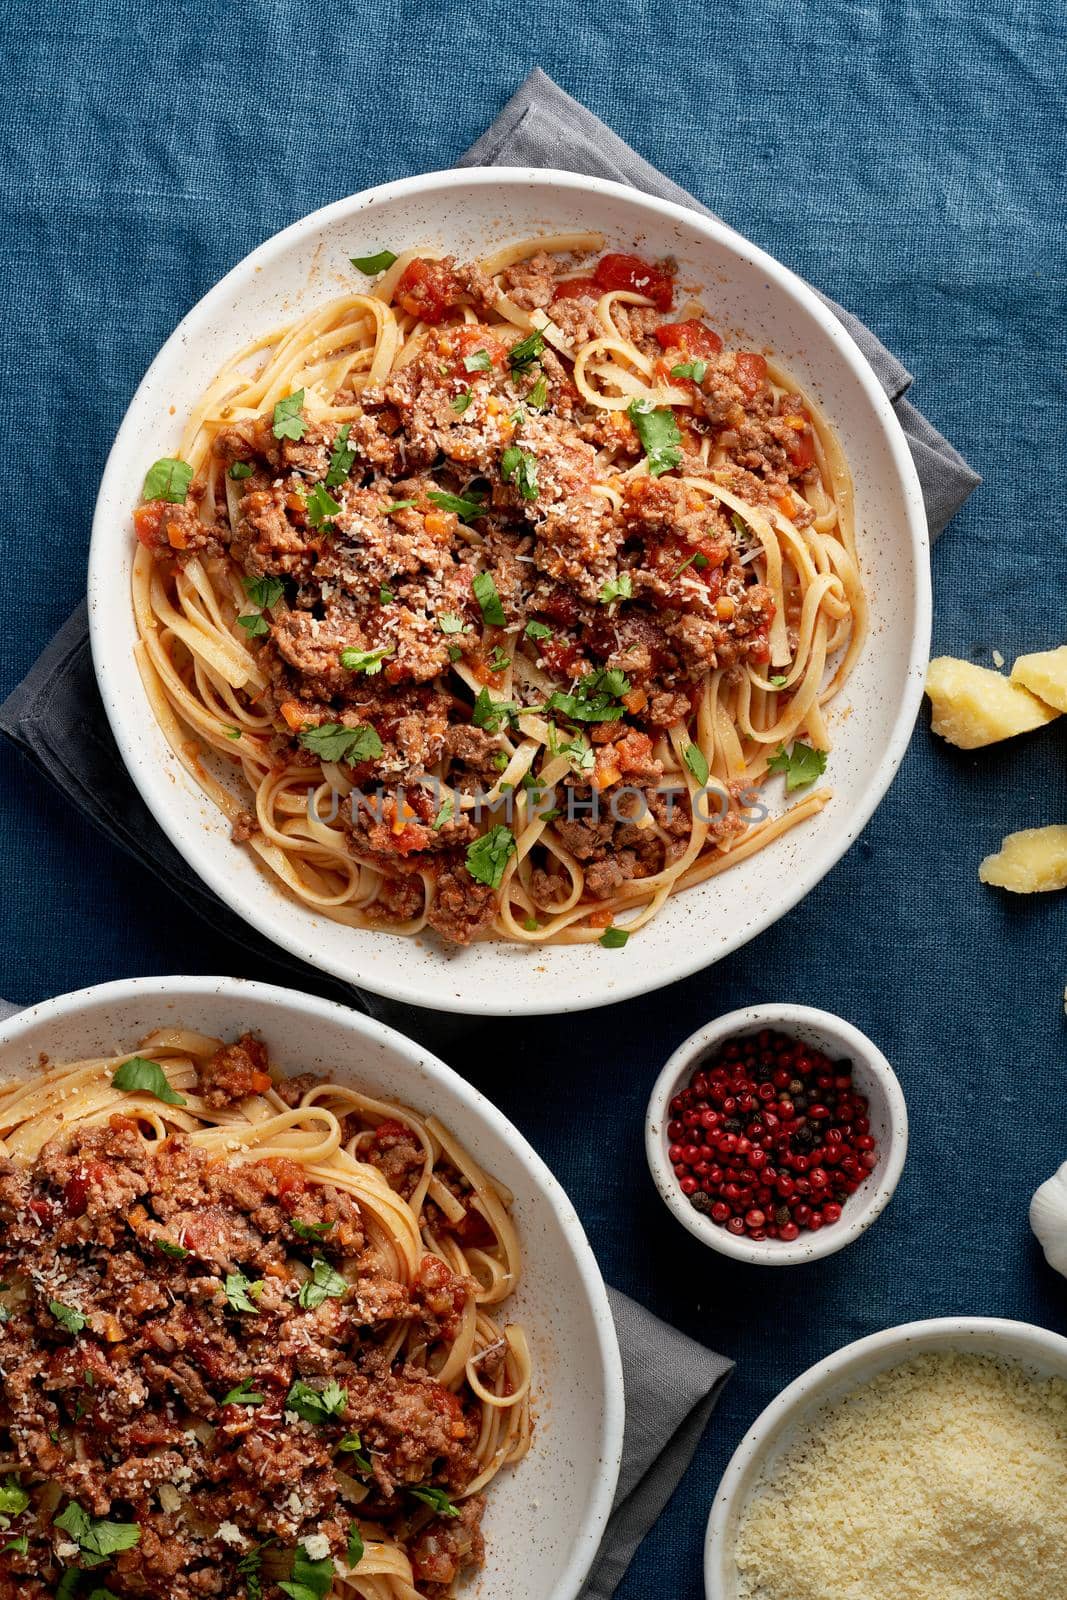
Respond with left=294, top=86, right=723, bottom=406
left=666, top=1029, right=878, bottom=1240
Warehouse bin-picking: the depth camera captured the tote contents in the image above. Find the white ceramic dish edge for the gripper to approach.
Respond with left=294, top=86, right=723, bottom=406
left=704, top=1315, right=1067, bottom=1600
left=0, top=976, right=625, bottom=1600
left=89, top=167, right=932, bottom=1015
left=646, top=1004, right=908, bottom=1265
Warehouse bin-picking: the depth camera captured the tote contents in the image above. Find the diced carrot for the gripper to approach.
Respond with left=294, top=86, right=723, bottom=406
left=594, top=762, right=622, bottom=791
left=424, top=511, right=452, bottom=538
left=166, top=519, right=189, bottom=550
left=777, top=491, right=798, bottom=518
left=587, top=907, right=615, bottom=928
left=623, top=687, right=648, bottom=714
left=485, top=395, right=502, bottom=415
left=279, top=700, right=308, bottom=732
left=716, top=596, right=736, bottom=621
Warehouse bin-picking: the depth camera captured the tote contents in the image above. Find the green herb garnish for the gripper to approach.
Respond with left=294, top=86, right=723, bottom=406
left=472, top=570, right=506, bottom=627
left=350, top=249, right=397, bottom=275
left=472, top=688, right=517, bottom=733
left=599, top=927, right=629, bottom=949
left=465, top=825, right=516, bottom=889
left=242, top=574, right=285, bottom=609
left=142, top=458, right=193, bottom=504
left=305, top=482, right=342, bottom=529
left=598, top=572, right=633, bottom=606
left=291, top=1218, right=335, bottom=1242
left=299, top=724, right=383, bottom=764
left=426, top=490, right=487, bottom=523
left=223, top=1271, right=262, bottom=1316
left=340, top=645, right=393, bottom=676
left=408, top=1485, right=460, bottom=1517
left=546, top=668, right=630, bottom=724
left=627, top=399, right=682, bottom=477
left=684, top=743, right=710, bottom=786
left=670, top=359, right=708, bottom=384
left=767, top=741, right=827, bottom=791
left=285, top=1378, right=348, bottom=1424
left=111, top=1057, right=186, bottom=1107
left=451, top=391, right=473, bottom=414
left=238, top=612, right=270, bottom=638
left=272, top=391, right=306, bottom=442
left=507, top=329, right=545, bottom=370
left=53, top=1502, right=141, bottom=1568
left=229, top=461, right=254, bottom=481
left=463, top=349, right=491, bottom=373
left=500, top=444, right=538, bottom=501
left=223, top=1377, right=266, bottom=1406
left=297, top=1258, right=347, bottom=1311
left=525, top=620, right=552, bottom=640
left=325, top=424, right=356, bottom=487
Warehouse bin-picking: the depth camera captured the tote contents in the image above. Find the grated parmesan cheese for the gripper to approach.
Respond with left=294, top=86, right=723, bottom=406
left=735, top=1351, right=1067, bottom=1600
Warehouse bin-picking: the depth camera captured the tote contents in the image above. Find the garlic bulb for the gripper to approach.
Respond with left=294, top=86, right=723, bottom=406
left=1030, top=1160, right=1067, bottom=1278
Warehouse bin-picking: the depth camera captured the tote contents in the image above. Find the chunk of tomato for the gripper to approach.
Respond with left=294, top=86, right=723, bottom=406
left=780, top=403, right=817, bottom=471
left=395, top=257, right=462, bottom=325
left=551, top=276, right=599, bottom=301
left=653, top=319, right=723, bottom=358
left=443, top=324, right=505, bottom=376
left=593, top=252, right=674, bottom=311
left=733, top=352, right=768, bottom=401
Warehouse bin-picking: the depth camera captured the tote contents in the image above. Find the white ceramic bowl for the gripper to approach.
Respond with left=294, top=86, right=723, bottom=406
left=645, top=1004, right=908, bottom=1265
left=0, top=977, right=624, bottom=1600
left=89, top=167, right=931, bottom=1015
left=704, top=1316, right=1067, bottom=1599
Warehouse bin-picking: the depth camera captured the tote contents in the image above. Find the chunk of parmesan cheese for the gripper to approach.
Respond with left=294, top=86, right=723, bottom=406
left=925, top=656, right=1060, bottom=748
left=735, top=1351, right=1067, bottom=1600
left=1011, top=644, right=1067, bottom=713
left=978, top=825, right=1067, bottom=892
left=300, top=1533, right=332, bottom=1561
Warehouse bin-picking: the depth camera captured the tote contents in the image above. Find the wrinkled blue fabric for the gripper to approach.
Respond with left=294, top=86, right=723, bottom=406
left=1, top=3, right=1065, bottom=1597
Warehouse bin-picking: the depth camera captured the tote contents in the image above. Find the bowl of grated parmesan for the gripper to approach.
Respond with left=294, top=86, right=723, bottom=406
left=704, top=1315, right=1067, bottom=1600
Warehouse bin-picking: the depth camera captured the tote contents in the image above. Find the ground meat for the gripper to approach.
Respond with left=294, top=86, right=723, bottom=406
left=411, top=1495, right=487, bottom=1595
left=195, top=1033, right=272, bottom=1108
left=137, top=244, right=800, bottom=946
left=426, top=860, right=499, bottom=944
left=363, top=1119, right=424, bottom=1199
left=0, top=1055, right=492, bottom=1600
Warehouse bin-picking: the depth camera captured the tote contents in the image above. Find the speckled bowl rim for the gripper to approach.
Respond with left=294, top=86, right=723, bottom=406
left=703, top=1315, right=1067, bottom=1600
left=88, top=166, right=932, bottom=1015
left=0, top=975, right=625, bottom=1600
left=645, top=1004, right=908, bottom=1266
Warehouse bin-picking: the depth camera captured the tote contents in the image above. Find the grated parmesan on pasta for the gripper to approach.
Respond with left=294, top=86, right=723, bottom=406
left=735, top=1351, right=1067, bottom=1600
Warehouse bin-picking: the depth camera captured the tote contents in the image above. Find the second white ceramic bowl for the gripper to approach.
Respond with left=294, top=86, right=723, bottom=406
left=0, top=977, right=625, bottom=1600
left=645, top=1004, right=908, bottom=1266
left=704, top=1316, right=1067, bottom=1599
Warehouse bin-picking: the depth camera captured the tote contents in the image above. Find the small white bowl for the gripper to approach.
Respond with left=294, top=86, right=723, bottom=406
left=704, top=1316, right=1067, bottom=1599
left=645, top=1004, right=907, bottom=1266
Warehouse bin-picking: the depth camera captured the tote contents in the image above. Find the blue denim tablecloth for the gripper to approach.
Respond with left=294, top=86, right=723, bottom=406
left=2, top=3, right=1066, bottom=1597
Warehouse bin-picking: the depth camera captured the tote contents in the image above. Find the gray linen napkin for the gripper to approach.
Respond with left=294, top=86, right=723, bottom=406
left=0, top=994, right=733, bottom=1599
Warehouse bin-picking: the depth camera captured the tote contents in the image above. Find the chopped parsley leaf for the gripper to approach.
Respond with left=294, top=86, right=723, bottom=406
left=674, top=550, right=710, bottom=576
left=272, top=390, right=306, bottom=442
left=472, top=570, right=506, bottom=627
left=523, top=917, right=540, bottom=932
left=379, top=586, right=394, bottom=604
left=39, top=1308, right=83, bottom=1350
left=526, top=373, right=549, bottom=410
left=238, top=612, right=270, bottom=638
left=600, top=927, right=629, bottom=949
left=408, top=1485, right=460, bottom=1518
left=507, top=328, right=545, bottom=369
left=156, top=1238, right=188, bottom=1259
left=285, top=1378, right=348, bottom=1424
left=53, top=1502, right=141, bottom=1568
left=383, top=499, right=415, bottom=514
left=487, top=645, right=511, bottom=672
left=465, top=825, right=516, bottom=889
left=297, top=1258, right=347, bottom=1310
left=500, top=444, right=538, bottom=501
left=463, top=349, right=491, bottom=373
left=142, top=458, right=193, bottom=504
left=627, top=399, right=682, bottom=477
left=291, top=1218, right=335, bottom=1241
left=0, top=1479, right=29, bottom=1517
left=299, top=724, right=383, bottom=764
left=432, top=795, right=454, bottom=832
left=472, top=687, right=517, bottom=733
left=347, top=1523, right=365, bottom=1568
left=111, top=1056, right=187, bottom=1107
left=426, top=490, right=487, bottom=522
left=451, top=390, right=473, bottom=414
left=769, top=674, right=788, bottom=688
left=448, top=644, right=463, bottom=662
left=438, top=613, right=467, bottom=635
left=305, top=482, right=342, bottom=529
left=670, top=359, right=708, bottom=384
left=525, top=620, right=552, bottom=640
left=278, top=1541, right=334, bottom=1600
left=598, top=572, right=633, bottom=606
left=350, top=249, right=397, bottom=274
left=242, top=574, right=285, bottom=610
left=2, top=1534, right=28, bottom=1555
left=492, top=750, right=509, bottom=771
left=223, top=1377, right=265, bottom=1406
left=228, top=461, right=254, bottom=481
left=546, top=668, right=630, bottom=724
left=325, top=424, right=356, bottom=487
left=767, top=741, right=828, bottom=791
left=684, top=742, right=710, bottom=786
left=223, top=1271, right=262, bottom=1316
left=339, top=645, right=393, bottom=676
left=338, top=1432, right=373, bottom=1472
